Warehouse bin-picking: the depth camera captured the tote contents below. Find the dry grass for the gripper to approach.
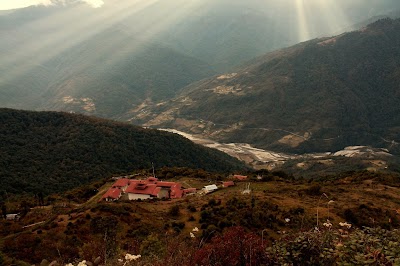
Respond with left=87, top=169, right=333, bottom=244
left=2, top=173, right=400, bottom=264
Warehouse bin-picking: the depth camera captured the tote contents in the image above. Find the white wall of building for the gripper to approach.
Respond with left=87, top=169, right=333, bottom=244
left=128, top=193, right=152, bottom=201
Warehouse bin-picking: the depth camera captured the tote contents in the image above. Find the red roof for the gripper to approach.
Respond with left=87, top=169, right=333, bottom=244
left=124, top=178, right=186, bottom=199
left=223, top=181, right=235, bottom=187
left=170, top=183, right=183, bottom=199
left=126, top=183, right=160, bottom=197
left=234, top=175, right=248, bottom=180
left=101, top=188, right=121, bottom=200
left=147, top=177, right=158, bottom=183
left=183, top=188, right=197, bottom=195
left=112, top=178, right=130, bottom=188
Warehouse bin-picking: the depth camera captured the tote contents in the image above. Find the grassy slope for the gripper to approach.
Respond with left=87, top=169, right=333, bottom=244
left=1, top=171, right=400, bottom=264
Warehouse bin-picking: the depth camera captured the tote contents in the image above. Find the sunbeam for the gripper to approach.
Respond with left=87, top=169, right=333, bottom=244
left=1, top=0, right=162, bottom=84
left=1, top=0, right=208, bottom=89
left=97, top=0, right=205, bottom=70
left=312, top=0, right=350, bottom=36
left=294, top=0, right=310, bottom=42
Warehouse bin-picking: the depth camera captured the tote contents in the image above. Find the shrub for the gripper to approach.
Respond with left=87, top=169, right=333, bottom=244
left=306, top=184, right=322, bottom=196
left=208, top=198, right=217, bottom=207
left=168, top=205, right=180, bottom=217
left=187, top=205, right=197, bottom=212
left=267, top=227, right=400, bottom=265
left=194, top=226, right=267, bottom=265
left=140, top=233, right=165, bottom=258
left=268, top=229, right=337, bottom=265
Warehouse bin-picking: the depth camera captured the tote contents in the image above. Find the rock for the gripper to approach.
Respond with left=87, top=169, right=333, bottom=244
left=85, top=261, right=93, bottom=266
left=93, top=257, right=101, bottom=265
left=49, top=261, right=59, bottom=266
left=40, top=259, right=50, bottom=266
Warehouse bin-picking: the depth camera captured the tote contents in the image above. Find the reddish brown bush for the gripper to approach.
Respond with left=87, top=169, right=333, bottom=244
left=193, top=226, right=270, bottom=265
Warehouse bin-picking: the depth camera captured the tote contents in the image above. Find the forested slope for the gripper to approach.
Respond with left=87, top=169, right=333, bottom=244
left=0, top=108, right=245, bottom=195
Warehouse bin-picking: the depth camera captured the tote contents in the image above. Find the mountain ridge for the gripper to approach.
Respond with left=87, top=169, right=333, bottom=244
left=2, top=1, right=400, bottom=120
left=130, top=18, right=400, bottom=156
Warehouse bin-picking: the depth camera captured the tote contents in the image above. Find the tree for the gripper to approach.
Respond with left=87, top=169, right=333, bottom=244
left=38, top=192, right=44, bottom=206
left=20, top=200, right=29, bottom=216
left=90, top=216, right=119, bottom=264
left=1, top=203, right=6, bottom=219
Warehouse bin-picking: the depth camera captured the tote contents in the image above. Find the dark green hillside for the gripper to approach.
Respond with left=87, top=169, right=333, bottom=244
left=0, top=108, right=245, bottom=195
left=136, top=18, right=400, bottom=155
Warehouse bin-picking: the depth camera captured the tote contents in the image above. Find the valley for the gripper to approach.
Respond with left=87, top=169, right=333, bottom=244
left=130, top=18, right=400, bottom=157
left=1, top=1, right=400, bottom=265
left=161, top=128, right=396, bottom=173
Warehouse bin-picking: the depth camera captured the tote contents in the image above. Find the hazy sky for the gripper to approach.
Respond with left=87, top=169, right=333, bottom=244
left=0, top=0, right=104, bottom=10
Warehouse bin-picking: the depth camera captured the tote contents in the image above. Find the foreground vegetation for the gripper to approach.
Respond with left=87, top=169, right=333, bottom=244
left=1, top=170, right=400, bottom=265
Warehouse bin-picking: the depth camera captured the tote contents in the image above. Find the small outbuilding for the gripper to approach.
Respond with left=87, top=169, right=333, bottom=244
left=6, top=214, right=20, bottom=221
left=202, top=184, right=218, bottom=194
left=222, top=181, right=235, bottom=188
left=233, top=175, right=248, bottom=181
left=183, top=188, right=197, bottom=195
left=101, top=188, right=122, bottom=202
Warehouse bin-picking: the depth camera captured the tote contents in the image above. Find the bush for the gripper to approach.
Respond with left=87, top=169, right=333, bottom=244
left=187, top=205, right=197, bottom=212
left=194, top=227, right=267, bottom=265
left=306, top=184, right=322, bottom=196
left=208, top=199, right=217, bottom=207
left=267, top=227, right=400, bottom=265
left=140, top=233, right=165, bottom=258
left=168, top=205, right=180, bottom=217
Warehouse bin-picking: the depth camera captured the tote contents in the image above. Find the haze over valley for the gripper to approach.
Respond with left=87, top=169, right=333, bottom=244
left=1, top=0, right=400, bottom=160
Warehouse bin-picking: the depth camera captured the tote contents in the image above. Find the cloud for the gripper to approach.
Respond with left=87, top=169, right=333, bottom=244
left=83, top=0, right=104, bottom=8
left=39, top=0, right=53, bottom=5
left=0, top=0, right=104, bottom=10
left=0, top=0, right=51, bottom=10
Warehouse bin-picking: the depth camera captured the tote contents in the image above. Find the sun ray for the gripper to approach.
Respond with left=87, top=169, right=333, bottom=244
left=295, top=0, right=310, bottom=42
left=1, top=0, right=161, bottom=83
left=313, top=0, right=351, bottom=36
left=97, top=0, right=205, bottom=69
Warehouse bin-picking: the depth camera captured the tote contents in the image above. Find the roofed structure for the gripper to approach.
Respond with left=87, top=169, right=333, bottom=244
left=183, top=188, right=197, bottom=195
left=124, top=177, right=186, bottom=200
left=223, top=181, right=235, bottom=187
left=112, top=178, right=131, bottom=192
left=101, top=188, right=122, bottom=201
left=233, top=175, right=248, bottom=181
left=202, top=184, right=218, bottom=194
